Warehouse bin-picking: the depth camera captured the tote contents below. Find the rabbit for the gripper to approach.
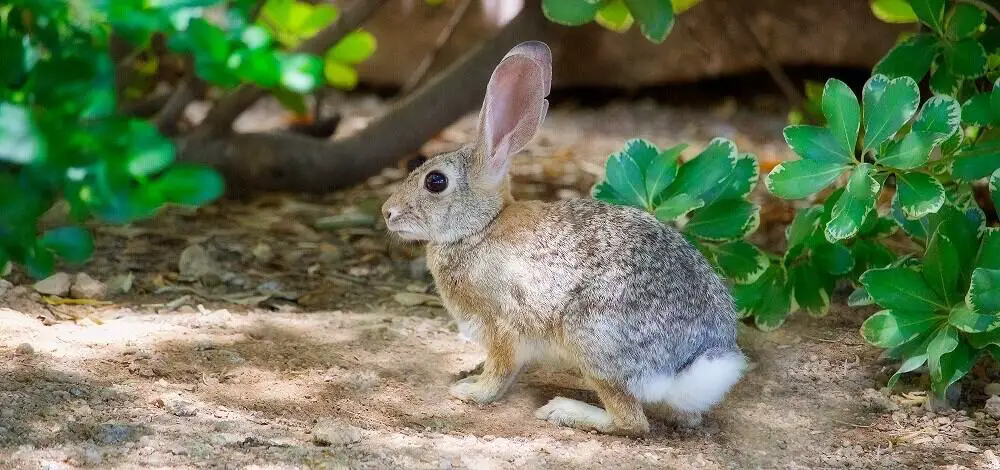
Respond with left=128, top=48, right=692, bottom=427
left=381, top=40, right=747, bottom=436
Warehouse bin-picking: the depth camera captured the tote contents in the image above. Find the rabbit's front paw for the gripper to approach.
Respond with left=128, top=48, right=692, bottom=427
left=449, top=375, right=503, bottom=404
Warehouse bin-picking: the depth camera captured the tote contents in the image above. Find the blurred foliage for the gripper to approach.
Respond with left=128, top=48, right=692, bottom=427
left=543, top=0, right=702, bottom=43
left=0, top=0, right=380, bottom=279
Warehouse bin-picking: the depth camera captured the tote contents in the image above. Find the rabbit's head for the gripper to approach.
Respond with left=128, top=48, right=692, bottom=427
left=382, top=41, right=552, bottom=243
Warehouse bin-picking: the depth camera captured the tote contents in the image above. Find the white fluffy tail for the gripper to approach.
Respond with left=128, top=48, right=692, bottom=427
left=627, top=350, right=747, bottom=413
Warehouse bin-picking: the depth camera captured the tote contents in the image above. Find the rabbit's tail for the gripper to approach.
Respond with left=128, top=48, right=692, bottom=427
left=628, top=347, right=747, bottom=414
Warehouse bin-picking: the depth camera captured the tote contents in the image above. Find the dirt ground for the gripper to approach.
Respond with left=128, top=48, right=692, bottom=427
left=3, top=94, right=1000, bottom=469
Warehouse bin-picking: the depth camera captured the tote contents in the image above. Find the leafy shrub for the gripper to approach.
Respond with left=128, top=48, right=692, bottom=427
left=594, top=0, right=1000, bottom=396
left=592, top=138, right=766, bottom=286
left=0, top=0, right=377, bottom=279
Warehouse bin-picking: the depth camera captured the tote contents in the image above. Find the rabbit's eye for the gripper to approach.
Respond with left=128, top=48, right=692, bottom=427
left=424, top=171, right=448, bottom=193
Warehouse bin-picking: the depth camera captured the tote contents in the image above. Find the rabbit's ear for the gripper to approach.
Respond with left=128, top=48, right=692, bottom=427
left=473, top=41, right=551, bottom=187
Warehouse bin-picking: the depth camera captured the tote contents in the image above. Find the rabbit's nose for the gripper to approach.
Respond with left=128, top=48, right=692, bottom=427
left=383, top=206, right=398, bottom=223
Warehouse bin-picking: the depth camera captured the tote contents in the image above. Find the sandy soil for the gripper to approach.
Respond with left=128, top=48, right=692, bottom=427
left=2, top=96, right=1000, bottom=469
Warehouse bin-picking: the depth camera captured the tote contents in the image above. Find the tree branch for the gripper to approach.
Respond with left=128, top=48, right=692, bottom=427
left=401, top=0, right=474, bottom=95
left=154, top=77, right=198, bottom=136
left=178, top=1, right=546, bottom=195
left=195, top=0, right=388, bottom=136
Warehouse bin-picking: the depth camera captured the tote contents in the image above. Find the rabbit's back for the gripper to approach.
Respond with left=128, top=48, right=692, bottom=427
left=427, top=198, right=740, bottom=382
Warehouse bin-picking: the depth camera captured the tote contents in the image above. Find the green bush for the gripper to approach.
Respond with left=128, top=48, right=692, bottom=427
left=595, top=0, right=1000, bottom=396
left=0, top=0, right=378, bottom=279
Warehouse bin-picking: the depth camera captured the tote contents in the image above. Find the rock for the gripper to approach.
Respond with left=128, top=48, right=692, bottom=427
left=159, top=393, right=198, bottom=417
left=0, top=408, right=14, bottom=418
left=106, top=273, right=134, bottom=295
left=252, top=242, right=274, bottom=263
left=860, top=388, right=897, bottom=412
left=0, top=279, right=12, bottom=297
left=926, top=383, right=961, bottom=412
left=315, top=212, right=377, bottom=230
left=14, top=343, right=33, bottom=355
left=986, top=383, right=1000, bottom=397
left=33, top=272, right=72, bottom=296
left=178, top=244, right=215, bottom=281
left=987, top=396, right=1000, bottom=419
left=70, top=273, right=107, bottom=299
left=94, top=423, right=137, bottom=445
left=408, top=256, right=430, bottom=280
left=312, top=418, right=363, bottom=446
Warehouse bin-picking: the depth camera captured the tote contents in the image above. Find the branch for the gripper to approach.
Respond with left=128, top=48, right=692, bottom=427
left=178, top=1, right=546, bottom=194
left=401, top=0, right=475, bottom=95
left=154, top=78, right=198, bottom=136
left=195, top=0, right=388, bottom=136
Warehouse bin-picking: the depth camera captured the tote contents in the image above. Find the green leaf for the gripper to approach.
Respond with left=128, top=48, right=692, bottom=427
left=826, top=163, right=880, bottom=242
left=924, top=230, right=959, bottom=305
left=977, top=228, right=1000, bottom=270
left=734, top=265, right=792, bottom=331
left=968, top=267, right=1000, bottom=315
left=543, top=0, right=601, bottom=26
left=602, top=139, right=652, bottom=208
left=646, top=143, right=685, bottom=205
left=323, top=60, right=358, bottom=89
left=793, top=263, right=830, bottom=316
left=710, top=240, right=768, bottom=284
left=230, top=49, right=282, bottom=88
left=151, top=164, right=224, bottom=206
left=871, top=0, right=918, bottom=23
left=949, top=304, right=1000, bottom=333
left=685, top=200, right=759, bottom=241
left=822, top=79, right=861, bottom=156
left=944, top=38, right=988, bottom=78
left=928, top=328, right=976, bottom=397
left=895, top=172, right=945, bottom=219
left=672, top=0, right=701, bottom=13
left=698, top=153, right=758, bottom=205
left=947, top=3, right=986, bottom=39
left=765, top=160, right=847, bottom=199
left=281, top=53, right=324, bottom=93
left=596, top=0, right=634, bottom=32
left=654, top=193, right=704, bottom=221
left=861, top=309, right=941, bottom=348
left=664, top=138, right=737, bottom=201
left=624, top=0, right=675, bottom=43
left=0, top=103, right=44, bottom=165
left=327, top=30, right=377, bottom=64
left=930, top=62, right=962, bottom=95
left=963, top=93, right=994, bottom=126
left=912, top=96, right=961, bottom=145
left=910, top=0, right=946, bottom=33
left=887, top=353, right=930, bottom=390
left=862, top=75, right=921, bottom=152
left=873, top=33, right=939, bottom=81
left=783, top=125, right=854, bottom=164
left=24, top=245, right=55, bottom=280
left=878, top=131, right=935, bottom=170
left=861, top=266, right=948, bottom=311
left=952, top=140, right=1000, bottom=180
left=126, top=121, right=175, bottom=178
left=848, top=286, right=875, bottom=306
left=813, top=242, right=856, bottom=275
left=39, top=226, right=94, bottom=265
left=786, top=207, right=824, bottom=250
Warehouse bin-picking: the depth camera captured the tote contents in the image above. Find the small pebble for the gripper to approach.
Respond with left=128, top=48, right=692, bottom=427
left=33, top=272, right=71, bottom=296
left=15, top=343, right=34, bottom=355
left=985, top=383, right=1000, bottom=397
left=986, top=395, right=1000, bottom=419
left=70, top=273, right=107, bottom=299
left=312, top=418, right=363, bottom=446
left=0, top=279, right=12, bottom=297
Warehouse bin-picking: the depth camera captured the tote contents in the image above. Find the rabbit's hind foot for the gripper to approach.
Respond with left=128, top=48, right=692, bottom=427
left=535, top=380, right=649, bottom=436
